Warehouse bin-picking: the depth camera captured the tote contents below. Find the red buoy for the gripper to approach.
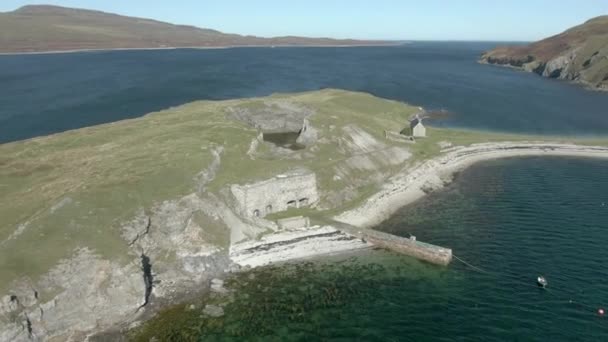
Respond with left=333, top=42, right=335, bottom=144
left=599, top=308, right=605, bottom=316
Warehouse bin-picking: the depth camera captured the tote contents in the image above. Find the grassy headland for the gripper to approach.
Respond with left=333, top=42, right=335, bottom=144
left=0, top=89, right=416, bottom=296
left=2, top=89, right=607, bottom=299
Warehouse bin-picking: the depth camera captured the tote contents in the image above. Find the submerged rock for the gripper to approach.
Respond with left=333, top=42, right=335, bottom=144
left=202, top=304, right=224, bottom=317
left=211, top=278, right=230, bottom=295
left=224, top=263, right=242, bottom=274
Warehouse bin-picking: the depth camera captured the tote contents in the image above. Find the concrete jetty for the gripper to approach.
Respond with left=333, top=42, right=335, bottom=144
left=328, top=219, right=453, bottom=266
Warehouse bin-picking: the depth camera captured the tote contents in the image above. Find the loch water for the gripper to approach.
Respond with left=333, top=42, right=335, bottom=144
left=2, top=42, right=608, bottom=143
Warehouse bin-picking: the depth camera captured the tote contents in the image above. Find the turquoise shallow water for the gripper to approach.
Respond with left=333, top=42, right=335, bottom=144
left=149, top=157, right=608, bottom=341
left=377, top=157, right=608, bottom=341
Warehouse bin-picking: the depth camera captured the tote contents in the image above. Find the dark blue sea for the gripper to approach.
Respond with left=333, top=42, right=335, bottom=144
left=2, top=43, right=608, bottom=340
left=1, top=42, right=608, bottom=143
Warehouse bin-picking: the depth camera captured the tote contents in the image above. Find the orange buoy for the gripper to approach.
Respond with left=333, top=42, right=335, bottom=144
left=599, top=308, right=605, bottom=316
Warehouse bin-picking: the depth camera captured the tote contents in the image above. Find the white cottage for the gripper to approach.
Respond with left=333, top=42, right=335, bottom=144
left=409, top=114, right=426, bottom=138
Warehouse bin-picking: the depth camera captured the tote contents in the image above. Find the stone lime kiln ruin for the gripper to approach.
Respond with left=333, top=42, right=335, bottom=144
left=230, top=169, right=319, bottom=218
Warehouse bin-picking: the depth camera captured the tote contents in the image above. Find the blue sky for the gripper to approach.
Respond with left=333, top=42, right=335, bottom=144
left=2, top=1, right=607, bottom=41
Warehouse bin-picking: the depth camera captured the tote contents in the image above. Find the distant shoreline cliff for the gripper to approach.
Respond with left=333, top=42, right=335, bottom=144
left=0, top=44, right=394, bottom=57
left=0, top=5, right=392, bottom=54
left=480, top=16, right=608, bottom=92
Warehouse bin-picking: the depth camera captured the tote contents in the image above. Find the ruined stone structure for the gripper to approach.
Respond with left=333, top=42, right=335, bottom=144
left=230, top=169, right=319, bottom=218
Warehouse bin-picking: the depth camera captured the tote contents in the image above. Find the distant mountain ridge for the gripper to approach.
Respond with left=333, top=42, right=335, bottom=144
left=480, top=16, right=608, bottom=91
left=0, top=5, right=390, bottom=53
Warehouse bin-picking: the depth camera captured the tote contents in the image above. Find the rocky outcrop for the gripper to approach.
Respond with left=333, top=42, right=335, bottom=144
left=195, top=146, right=224, bottom=194
left=483, top=54, right=535, bottom=68
left=0, top=192, right=241, bottom=341
left=229, top=226, right=370, bottom=268
left=481, top=16, right=608, bottom=91
left=202, top=304, right=224, bottom=318
left=0, top=248, right=144, bottom=341
left=295, top=118, right=318, bottom=147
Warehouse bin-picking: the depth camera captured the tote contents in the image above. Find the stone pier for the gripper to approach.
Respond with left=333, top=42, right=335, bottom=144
left=328, top=220, right=452, bottom=266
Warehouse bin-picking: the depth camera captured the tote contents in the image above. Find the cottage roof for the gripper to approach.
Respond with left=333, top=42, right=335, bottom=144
left=410, top=114, right=424, bottom=128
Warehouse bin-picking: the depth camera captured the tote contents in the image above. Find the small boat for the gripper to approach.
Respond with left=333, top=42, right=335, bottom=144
left=537, top=276, right=548, bottom=288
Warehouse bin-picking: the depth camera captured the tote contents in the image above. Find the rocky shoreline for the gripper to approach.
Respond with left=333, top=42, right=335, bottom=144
left=336, top=142, right=608, bottom=228
left=480, top=58, right=608, bottom=93
left=90, top=226, right=372, bottom=340
left=229, top=226, right=371, bottom=268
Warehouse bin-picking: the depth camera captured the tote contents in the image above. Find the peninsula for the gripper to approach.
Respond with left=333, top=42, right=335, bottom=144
left=0, top=5, right=390, bottom=54
left=480, top=16, right=608, bottom=91
left=1, top=90, right=608, bottom=341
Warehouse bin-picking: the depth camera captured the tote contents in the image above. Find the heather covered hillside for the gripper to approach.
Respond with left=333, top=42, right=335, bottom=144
left=0, top=5, right=387, bottom=53
left=481, top=16, right=608, bottom=91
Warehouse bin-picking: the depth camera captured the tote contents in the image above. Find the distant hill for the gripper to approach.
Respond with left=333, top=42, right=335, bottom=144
left=0, top=5, right=390, bottom=53
left=480, top=16, right=608, bottom=91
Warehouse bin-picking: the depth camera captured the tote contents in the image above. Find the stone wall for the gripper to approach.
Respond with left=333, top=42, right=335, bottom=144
left=277, top=216, right=310, bottom=230
left=329, top=220, right=452, bottom=266
left=230, top=169, right=319, bottom=218
left=384, top=130, right=416, bottom=144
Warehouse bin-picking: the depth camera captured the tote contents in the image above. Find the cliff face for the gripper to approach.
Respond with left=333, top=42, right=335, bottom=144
left=480, top=16, right=608, bottom=91
left=0, top=5, right=388, bottom=53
